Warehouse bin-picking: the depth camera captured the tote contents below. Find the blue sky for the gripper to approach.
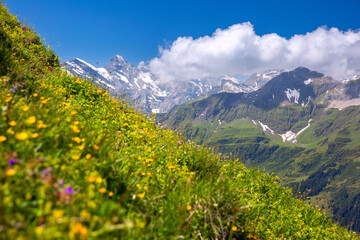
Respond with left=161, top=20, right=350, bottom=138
left=4, top=0, right=360, bottom=66
left=3, top=0, right=360, bottom=80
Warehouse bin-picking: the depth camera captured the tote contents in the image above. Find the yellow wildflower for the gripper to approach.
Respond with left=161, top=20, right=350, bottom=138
left=77, top=145, right=84, bottom=150
left=72, top=125, right=80, bottom=133
left=232, top=226, right=237, bottom=231
left=101, top=120, right=106, bottom=124
left=37, top=121, right=47, bottom=128
left=88, top=176, right=95, bottom=182
left=137, top=193, right=145, bottom=198
left=95, top=177, right=102, bottom=183
left=85, top=154, right=91, bottom=160
left=80, top=210, right=90, bottom=219
left=168, top=165, right=176, bottom=170
left=108, top=192, right=113, bottom=197
left=62, top=102, right=70, bottom=107
left=93, top=145, right=100, bottom=150
left=15, top=132, right=28, bottom=140
left=69, top=223, right=87, bottom=238
left=33, top=93, right=38, bottom=97
left=72, top=155, right=80, bottom=160
left=53, top=210, right=63, bottom=218
left=6, top=169, right=16, bottom=176
left=70, top=110, right=77, bottom=115
left=22, top=106, right=30, bottom=111
left=72, top=137, right=82, bottom=144
left=26, top=116, right=36, bottom=124
left=186, top=205, right=192, bottom=211
left=0, top=136, right=7, bottom=142
left=7, top=129, right=14, bottom=135
left=73, top=121, right=79, bottom=125
left=98, top=188, right=107, bottom=193
left=9, top=121, right=17, bottom=126
left=41, top=98, right=50, bottom=104
left=31, top=133, right=39, bottom=138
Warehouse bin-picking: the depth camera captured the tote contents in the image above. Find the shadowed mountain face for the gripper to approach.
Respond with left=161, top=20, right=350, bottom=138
left=223, top=67, right=325, bottom=110
left=252, top=67, right=323, bottom=109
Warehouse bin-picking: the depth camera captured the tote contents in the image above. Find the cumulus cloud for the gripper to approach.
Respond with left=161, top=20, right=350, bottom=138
left=149, top=22, right=360, bottom=82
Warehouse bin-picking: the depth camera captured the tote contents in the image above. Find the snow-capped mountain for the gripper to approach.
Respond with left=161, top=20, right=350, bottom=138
left=244, top=69, right=285, bottom=90
left=218, top=77, right=257, bottom=93
left=64, top=55, right=265, bottom=113
left=64, top=55, right=302, bottom=113
left=65, top=56, right=222, bottom=113
left=64, top=56, right=168, bottom=113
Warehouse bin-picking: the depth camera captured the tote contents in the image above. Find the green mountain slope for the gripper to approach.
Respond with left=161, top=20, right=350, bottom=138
left=0, top=3, right=358, bottom=239
left=162, top=83, right=360, bottom=232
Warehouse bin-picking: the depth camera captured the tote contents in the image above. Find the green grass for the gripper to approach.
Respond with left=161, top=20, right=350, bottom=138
left=0, top=3, right=358, bottom=239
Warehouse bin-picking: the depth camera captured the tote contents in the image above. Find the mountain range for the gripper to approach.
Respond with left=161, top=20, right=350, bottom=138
left=63, top=56, right=282, bottom=113
left=65, top=56, right=360, bottom=231
left=160, top=67, right=360, bottom=231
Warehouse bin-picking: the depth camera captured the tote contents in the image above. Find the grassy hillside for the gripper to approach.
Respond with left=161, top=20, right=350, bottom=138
left=0, top=3, right=358, bottom=239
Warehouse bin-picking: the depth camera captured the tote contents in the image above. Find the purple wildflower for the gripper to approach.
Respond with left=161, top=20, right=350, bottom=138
left=49, top=68, right=52, bottom=72
left=57, top=179, right=64, bottom=187
left=8, top=159, right=16, bottom=165
left=64, top=186, right=74, bottom=195
left=8, top=86, right=18, bottom=93
left=41, top=167, right=53, bottom=175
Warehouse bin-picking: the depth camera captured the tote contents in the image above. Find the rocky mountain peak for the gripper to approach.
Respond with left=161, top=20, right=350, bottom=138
left=290, top=67, right=324, bottom=79
left=110, top=55, right=127, bottom=65
left=244, top=69, right=285, bottom=89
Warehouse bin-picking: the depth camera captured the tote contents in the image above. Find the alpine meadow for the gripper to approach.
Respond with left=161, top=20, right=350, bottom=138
left=0, top=2, right=359, bottom=240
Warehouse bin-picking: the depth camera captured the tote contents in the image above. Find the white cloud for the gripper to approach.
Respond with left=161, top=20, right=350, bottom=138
left=149, top=22, right=360, bottom=82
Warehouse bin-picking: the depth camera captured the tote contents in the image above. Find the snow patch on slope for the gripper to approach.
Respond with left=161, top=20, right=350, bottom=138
left=258, top=121, right=275, bottom=135
left=284, top=88, right=300, bottom=104
left=279, top=119, right=312, bottom=143
left=304, top=79, right=312, bottom=85
left=97, top=68, right=111, bottom=80
left=301, top=96, right=311, bottom=106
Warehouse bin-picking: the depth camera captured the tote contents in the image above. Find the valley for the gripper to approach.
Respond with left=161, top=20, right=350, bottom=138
left=160, top=68, right=360, bottom=231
